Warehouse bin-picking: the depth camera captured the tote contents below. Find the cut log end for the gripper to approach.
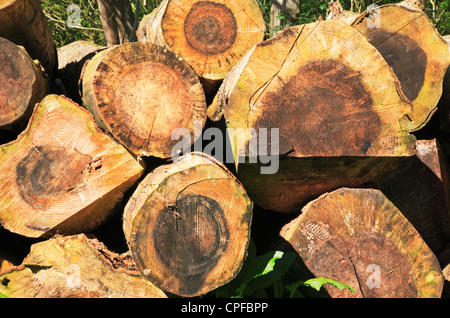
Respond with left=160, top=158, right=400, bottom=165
left=124, top=153, right=253, bottom=297
left=0, top=94, right=144, bottom=238
left=138, top=0, right=266, bottom=81
left=0, top=37, right=48, bottom=130
left=82, top=42, right=207, bottom=158
left=255, top=58, right=382, bottom=156
left=0, top=234, right=167, bottom=298
left=280, top=188, right=444, bottom=298
left=351, top=3, right=450, bottom=132
left=183, top=1, right=237, bottom=55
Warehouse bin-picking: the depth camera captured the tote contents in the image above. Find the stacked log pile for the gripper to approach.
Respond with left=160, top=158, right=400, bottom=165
left=1, top=0, right=450, bottom=298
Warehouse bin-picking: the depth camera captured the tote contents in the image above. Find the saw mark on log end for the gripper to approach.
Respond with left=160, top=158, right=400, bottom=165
left=256, top=59, right=381, bottom=156
left=184, top=1, right=237, bottom=55
left=306, top=234, right=417, bottom=297
left=365, top=29, right=427, bottom=102
left=153, top=194, right=229, bottom=295
left=96, top=58, right=192, bottom=155
left=16, top=145, right=92, bottom=210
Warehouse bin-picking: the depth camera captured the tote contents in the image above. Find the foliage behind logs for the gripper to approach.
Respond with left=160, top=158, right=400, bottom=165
left=39, top=0, right=450, bottom=48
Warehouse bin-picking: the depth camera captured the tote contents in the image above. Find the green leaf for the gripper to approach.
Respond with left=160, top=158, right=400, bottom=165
left=286, top=277, right=355, bottom=297
left=214, top=240, right=295, bottom=298
left=0, top=292, right=9, bottom=298
left=241, top=251, right=295, bottom=296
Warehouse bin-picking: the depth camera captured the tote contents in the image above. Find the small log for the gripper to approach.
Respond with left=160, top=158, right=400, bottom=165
left=57, top=40, right=105, bottom=105
left=81, top=41, right=207, bottom=158
left=0, top=94, right=144, bottom=238
left=0, top=37, right=49, bottom=132
left=0, top=0, right=57, bottom=78
left=351, top=0, right=450, bottom=132
left=208, top=19, right=416, bottom=213
left=0, top=234, right=167, bottom=298
left=123, top=153, right=253, bottom=297
left=280, top=187, right=444, bottom=298
left=136, top=0, right=266, bottom=84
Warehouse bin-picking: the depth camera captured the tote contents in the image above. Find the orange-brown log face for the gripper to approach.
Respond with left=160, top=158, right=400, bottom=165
left=153, top=194, right=229, bottom=294
left=96, top=60, right=192, bottom=154
left=365, top=29, right=427, bottom=102
left=184, top=1, right=237, bottom=55
left=255, top=59, right=381, bottom=156
left=306, top=234, right=417, bottom=297
left=16, top=146, right=92, bottom=210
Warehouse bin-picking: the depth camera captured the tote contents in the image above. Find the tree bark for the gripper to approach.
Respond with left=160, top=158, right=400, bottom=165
left=269, top=0, right=300, bottom=35
left=0, top=94, right=144, bottom=238
left=280, top=187, right=444, bottom=298
left=81, top=41, right=207, bottom=159
left=56, top=40, right=105, bottom=105
left=0, top=0, right=57, bottom=78
left=350, top=0, right=450, bottom=132
left=136, top=0, right=266, bottom=84
left=123, top=153, right=253, bottom=297
left=0, top=234, right=167, bottom=298
left=0, top=37, right=49, bottom=132
left=208, top=19, right=416, bottom=213
left=97, top=0, right=135, bottom=45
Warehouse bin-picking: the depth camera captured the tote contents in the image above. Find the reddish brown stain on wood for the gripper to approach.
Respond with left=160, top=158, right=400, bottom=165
left=256, top=59, right=381, bottom=156
left=306, top=234, right=417, bottom=297
left=184, top=1, right=237, bottom=55
left=365, top=29, right=427, bottom=102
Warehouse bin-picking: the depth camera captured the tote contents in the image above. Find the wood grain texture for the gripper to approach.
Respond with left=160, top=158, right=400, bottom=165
left=81, top=41, right=207, bottom=158
left=280, top=187, right=444, bottom=298
left=0, top=94, right=144, bottom=238
left=0, top=234, right=167, bottom=298
left=0, top=37, right=49, bottom=131
left=351, top=1, right=450, bottom=131
left=0, top=0, right=57, bottom=77
left=137, top=0, right=265, bottom=81
left=123, top=153, right=253, bottom=297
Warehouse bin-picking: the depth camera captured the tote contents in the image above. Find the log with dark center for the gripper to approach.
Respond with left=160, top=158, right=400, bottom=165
left=0, top=94, right=144, bottom=238
left=184, top=2, right=237, bottom=55
left=350, top=0, right=450, bottom=132
left=81, top=41, right=207, bottom=158
left=123, top=153, right=253, bottom=297
left=136, top=0, right=266, bottom=83
left=208, top=19, right=416, bottom=213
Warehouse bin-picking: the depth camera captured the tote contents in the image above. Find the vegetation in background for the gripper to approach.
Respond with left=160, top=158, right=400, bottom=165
left=265, top=0, right=450, bottom=35
left=40, top=0, right=450, bottom=48
left=40, top=0, right=162, bottom=47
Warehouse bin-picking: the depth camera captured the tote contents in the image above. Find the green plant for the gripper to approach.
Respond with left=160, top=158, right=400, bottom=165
left=212, top=240, right=355, bottom=298
left=40, top=0, right=163, bottom=47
